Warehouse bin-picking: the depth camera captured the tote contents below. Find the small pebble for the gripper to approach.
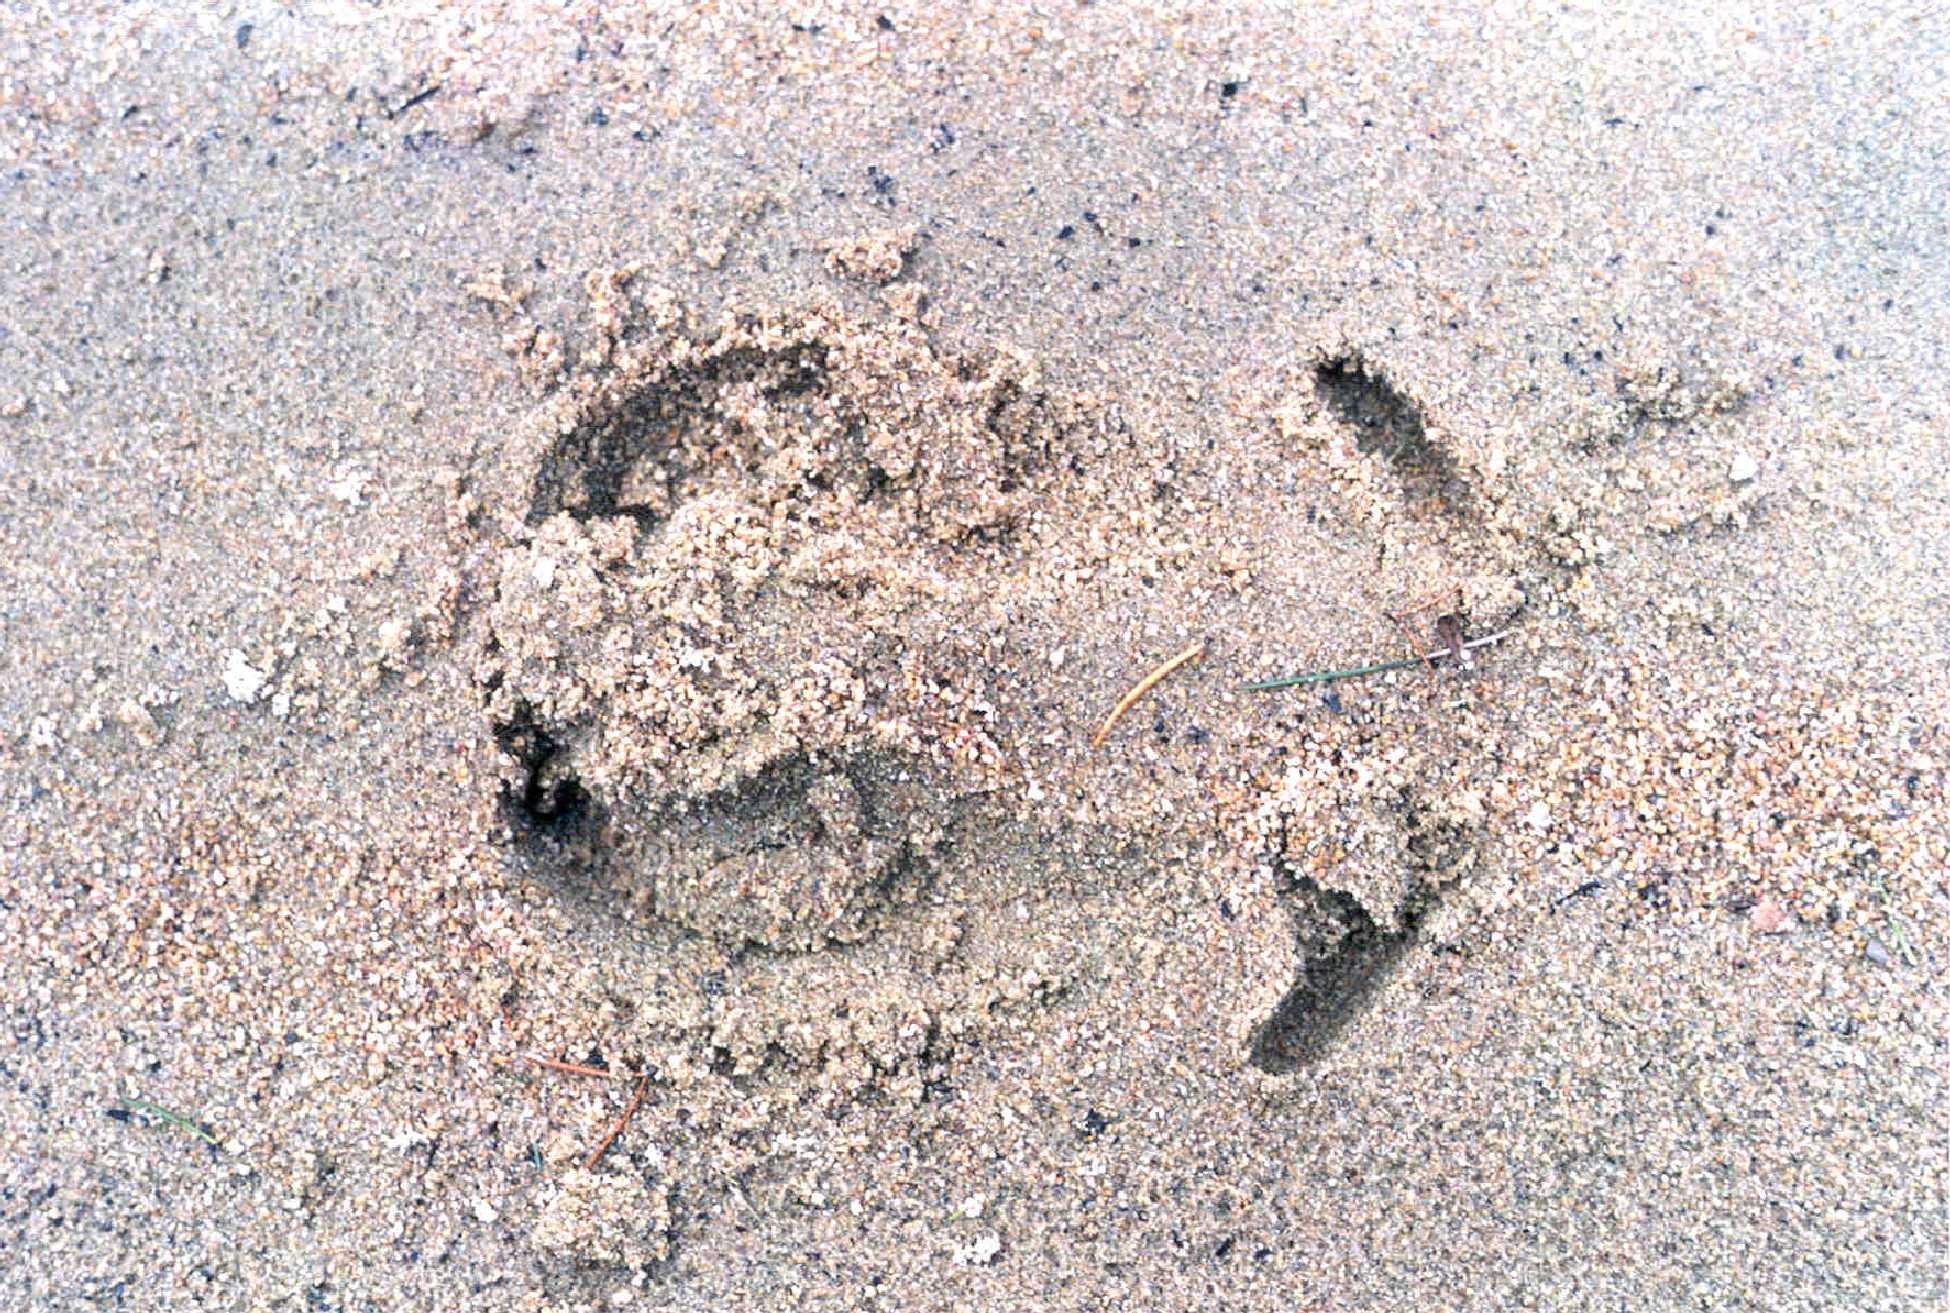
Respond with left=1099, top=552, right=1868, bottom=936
left=955, top=1233, right=1002, bottom=1265
left=1863, top=938, right=1891, bottom=967
left=1728, top=452, right=1760, bottom=483
left=221, top=650, right=270, bottom=705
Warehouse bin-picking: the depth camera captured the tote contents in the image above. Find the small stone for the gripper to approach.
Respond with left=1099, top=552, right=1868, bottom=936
left=1863, top=938, right=1891, bottom=967
left=376, top=617, right=412, bottom=658
left=116, top=697, right=162, bottom=747
left=1728, top=452, right=1759, bottom=483
left=328, top=463, right=370, bottom=506
left=1749, top=898, right=1791, bottom=934
left=473, top=1198, right=499, bottom=1223
left=955, top=1233, right=1002, bottom=1265
left=1525, top=800, right=1552, bottom=830
left=221, top=650, right=269, bottom=705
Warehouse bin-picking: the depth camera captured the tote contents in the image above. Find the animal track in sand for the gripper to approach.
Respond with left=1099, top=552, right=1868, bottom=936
left=1311, top=351, right=1473, bottom=516
left=477, top=295, right=1524, bottom=1085
left=477, top=297, right=1079, bottom=952
left=1243, top=344, right=1519, bottom=1076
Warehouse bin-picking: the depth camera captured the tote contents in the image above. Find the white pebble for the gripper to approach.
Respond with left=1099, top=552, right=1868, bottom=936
left=221, top=650, right=269, bottom=705
left=1728, top=452, right=1759, bottom=483
left=328, top=463, right=370, bottom=506
left=955, top=1233, right=1001, bottom=1265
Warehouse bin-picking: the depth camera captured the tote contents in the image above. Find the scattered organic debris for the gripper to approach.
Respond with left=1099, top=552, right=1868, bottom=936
left=506, top=1054, right=652, bottom=1166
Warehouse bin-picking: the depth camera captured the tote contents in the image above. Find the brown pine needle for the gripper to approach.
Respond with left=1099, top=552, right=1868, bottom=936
left=1092, top=639, right=1206, bottom=748
left=525, top=1055, right=623, bottom=1080
left=583, top=1072, right=650, bottom=1171
left=1382, top=608, right=1438, bottom=673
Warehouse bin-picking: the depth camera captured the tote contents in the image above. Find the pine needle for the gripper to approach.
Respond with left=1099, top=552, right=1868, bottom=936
left=118, top=1097, right=219, bottom=1147
left=1091, top=640, right=1206, bottom=748
left=1245, top=629, right=1512, bottom=692
left=583, top=1073, right=651, bottom=1171
left=525, top=1055, right=625, bottom=1080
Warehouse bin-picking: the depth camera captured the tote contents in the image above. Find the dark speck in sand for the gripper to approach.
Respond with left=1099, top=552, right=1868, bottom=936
left=1553, top=879, right=1604, bottom=909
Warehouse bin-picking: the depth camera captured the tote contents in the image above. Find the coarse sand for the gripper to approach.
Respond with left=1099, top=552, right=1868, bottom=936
left=0, top=4, right=1944, bottom=1310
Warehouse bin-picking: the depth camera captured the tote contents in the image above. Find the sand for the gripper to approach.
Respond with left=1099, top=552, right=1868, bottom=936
left=1, top=4, right=1944, bottom=1310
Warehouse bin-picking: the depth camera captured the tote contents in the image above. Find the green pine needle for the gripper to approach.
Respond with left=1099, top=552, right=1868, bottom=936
left=1245, top=629, right=1513, bottom=693
left=119, top=1096, right=220, bottom=1147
